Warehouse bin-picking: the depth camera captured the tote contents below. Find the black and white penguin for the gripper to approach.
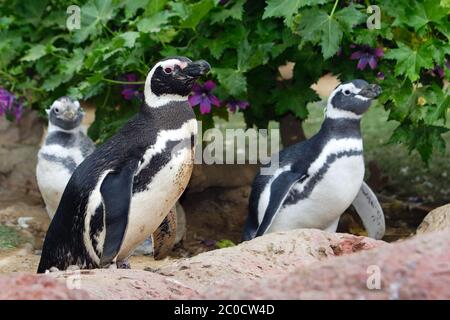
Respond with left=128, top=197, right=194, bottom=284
left=37, top=57, right=210, bottom=273
left=36, top=97, right=95, bottom=219
left=243, top=80, right=385, bottom=241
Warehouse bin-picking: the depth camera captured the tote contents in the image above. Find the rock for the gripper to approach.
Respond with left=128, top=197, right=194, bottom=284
left=0, top=110, right=44, bottom=205
left=154, top=229, right=384, bottom=291
left=48, top=269, right=197, bottom=300
left=41, top=229, right=382, bottom=299
left=416, top=204, right=450, bottom=234
left=197, top=229, right=450, bottom=300
left=0, top=273, right=91, bottom=299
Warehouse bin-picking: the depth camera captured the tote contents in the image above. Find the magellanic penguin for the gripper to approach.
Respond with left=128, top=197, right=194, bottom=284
left=37, top=99, right=185, bottom=262
left=243, top=80, right=385, bottom=241
left=37, top=57, right=210, bottom=273
left=36, top=97, right=95, bottom=219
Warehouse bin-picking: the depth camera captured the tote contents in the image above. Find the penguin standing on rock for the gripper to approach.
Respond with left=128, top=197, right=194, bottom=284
left=37, top=57, right=210, bottom=273
left=244, top=80, right=385, bottom=241
left=36, top=97, right=95, bottom=219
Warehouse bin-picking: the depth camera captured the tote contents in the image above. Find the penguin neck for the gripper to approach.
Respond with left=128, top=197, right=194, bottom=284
left=144, top=91, right=188, bottom=108
left=47, top=122, right=82, bottom=134
left=320, top=116, right=362, bottom=139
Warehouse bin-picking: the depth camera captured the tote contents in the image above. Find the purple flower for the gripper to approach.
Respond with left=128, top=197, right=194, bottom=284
left=376, top=71, right=385, bottom=80
left=120, top=73, right=143, bottom=101
left=350, top=45, right=384, bottom=70
left=430, top=64, right=445, bottom=78
left=226, top=99, right=249, bottom=112
left=219, top=0, right=229, bottom=5
left=0, top=88, right=23, bottom=122
left=188, top=80, right=220, bottom=114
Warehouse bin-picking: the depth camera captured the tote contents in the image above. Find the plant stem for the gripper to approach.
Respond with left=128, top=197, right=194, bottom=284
left=102, top=78, right=145, bottom=85
left=330, top=0, right=339, bottom=17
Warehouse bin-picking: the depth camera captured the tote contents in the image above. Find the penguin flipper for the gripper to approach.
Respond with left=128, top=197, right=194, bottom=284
left=255, top=170, right=308, bottom=237
left=152, top=207, right=177, bottom=260
left=99, top=161, right=138, bottom=267
left=351, top=181, right=385, bottom=240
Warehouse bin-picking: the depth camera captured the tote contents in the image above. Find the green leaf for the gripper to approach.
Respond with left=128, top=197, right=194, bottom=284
left=297, top=8, right=343, bottom=59
left=21, top=44, right=47, bottom=61
left=73, top=0, right=118, bottom=43
left=136, top=12, right=173, bottom=33
left=210, top=0, right=245, bottom=24
left=384, top=43, right=434, bottom=82
left=389, top=122, right=449, bottom=163
left=334, top=5, right=365, bottom=33
left=180, top=0, right=215, bottom=29
left=263, top=0, right=330, bottom=24
left=124, top=0, right=150, bottom=18
left=214, top=68, right=247, bottom=97
left=118, top=31, right=140, bottom=48
left=406, top=0, right=447, bottom=30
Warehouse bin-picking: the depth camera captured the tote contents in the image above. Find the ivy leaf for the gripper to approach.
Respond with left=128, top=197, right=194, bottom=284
left=210, top=0, right=245, bottom=24
left=136, top=12, right=173, bottom=33
left=297, top=8, right=342, bottom=59
left=21, top=44, right=47, bottom=61
left=118, top=32, right=140, bottom=48
left=124, top=0, right=150, bottom=18
left=263, top=0, right=331, bottom=25
left=389, top=122, right=448, bottom=163
left=73, top=0, right=118, bottom=43
left=406, top=0, right=447, bottom=30
left=180, top=0, right=215, bottom=29
left=213, top=68, right=247, bottom=97
left=334, top=4, right=365, bottom=33
left=384, top=43, right=434, bottom=82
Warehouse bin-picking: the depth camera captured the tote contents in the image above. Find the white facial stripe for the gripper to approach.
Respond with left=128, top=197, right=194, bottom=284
left=325, top=82, right=365, bottom=119
left=144, top=59, right=188, bottom=108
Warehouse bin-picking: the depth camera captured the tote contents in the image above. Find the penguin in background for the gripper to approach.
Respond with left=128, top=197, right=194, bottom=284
left=36, top=97, right=95, bottom=219
left=243, top=80, right=385, bottom=241
left=37, top=57, right=210, bottom=273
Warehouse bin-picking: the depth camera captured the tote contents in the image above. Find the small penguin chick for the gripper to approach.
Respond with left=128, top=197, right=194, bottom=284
left=36, top=97, right=95, bottom=219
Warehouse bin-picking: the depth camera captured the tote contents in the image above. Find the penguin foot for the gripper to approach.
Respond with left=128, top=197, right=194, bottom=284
left=116, top=260, right=131, bottom=269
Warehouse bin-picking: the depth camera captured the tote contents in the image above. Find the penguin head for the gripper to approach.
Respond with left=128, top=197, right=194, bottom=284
left=326, top=80, right=382, bottom=119
left=145, top=56, right=211, bottom=107
left=46, top=97, right=84, bottom=130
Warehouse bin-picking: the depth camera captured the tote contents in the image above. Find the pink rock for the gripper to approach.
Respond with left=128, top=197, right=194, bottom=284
left=0, top=273, right=91, bottom=300
left=48, top=269, right=198, bottom=300
left=153, top=229, right=384, bottom=290
left=197, top=229, right=450, bottom=300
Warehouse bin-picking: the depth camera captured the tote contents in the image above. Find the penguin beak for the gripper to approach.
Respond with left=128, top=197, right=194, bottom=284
left=64, top=110, right=76, bottom=120
left=358, top=84, right=382, bottom=99
left=182, top=60, right=211, bottom=78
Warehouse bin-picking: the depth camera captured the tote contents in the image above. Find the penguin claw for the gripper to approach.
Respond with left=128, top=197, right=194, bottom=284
left=116, top=260, right=131, bottom=269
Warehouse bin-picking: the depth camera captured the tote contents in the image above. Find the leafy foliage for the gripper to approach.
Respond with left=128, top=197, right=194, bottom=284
left=0, top=0, right=449, bottom=162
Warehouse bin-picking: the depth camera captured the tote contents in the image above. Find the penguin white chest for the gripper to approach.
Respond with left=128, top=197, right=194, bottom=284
left=269, top=139, right=365, bottom=233
left=117, top=119, right=197, bottom=260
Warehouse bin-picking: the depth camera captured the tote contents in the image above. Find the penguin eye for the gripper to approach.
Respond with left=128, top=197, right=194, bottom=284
left=163, top=67, right=173, bottom=74
left=343, top=90, right=351, bottom=96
